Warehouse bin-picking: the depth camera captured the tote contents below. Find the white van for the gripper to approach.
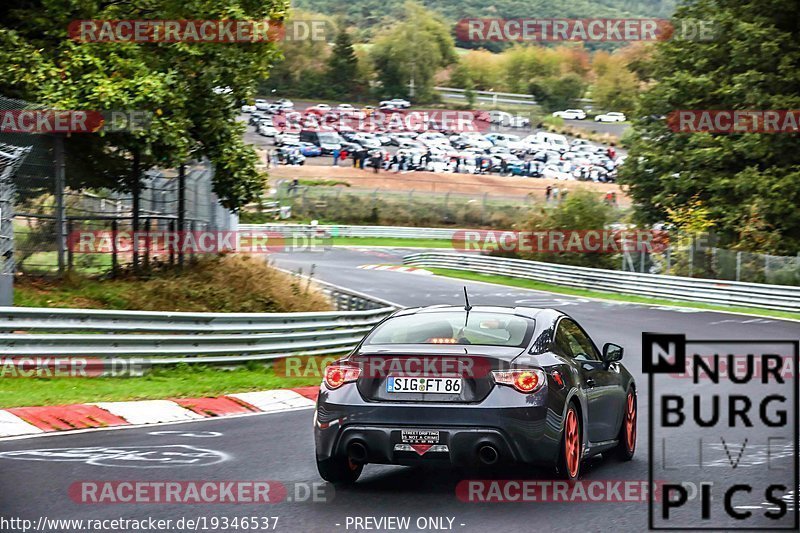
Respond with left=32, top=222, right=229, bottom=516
left=531, top=132, right=569, bottom=152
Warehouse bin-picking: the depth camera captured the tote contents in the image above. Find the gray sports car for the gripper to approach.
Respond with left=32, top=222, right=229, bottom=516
left=314, top=305, right=637, bottom=483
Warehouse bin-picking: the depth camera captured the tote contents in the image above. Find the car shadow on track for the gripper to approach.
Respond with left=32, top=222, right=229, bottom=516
left=333, top=454, right=622, bottom=496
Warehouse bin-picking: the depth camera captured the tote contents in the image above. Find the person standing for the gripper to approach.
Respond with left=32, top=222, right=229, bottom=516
left=552, top=186, right=559, bottom=202
left=371, top=151, right=381, bottom=173
left=545, top=185, right=552, bottom=202
left=332, top=147, right=340, bottom=166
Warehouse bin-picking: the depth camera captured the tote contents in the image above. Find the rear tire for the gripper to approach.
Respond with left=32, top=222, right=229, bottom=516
left=614, top=389, right=637, bottom=461
left=556, top=403, right=582, bottom=480
left=316, top=456, right=363, bottom=484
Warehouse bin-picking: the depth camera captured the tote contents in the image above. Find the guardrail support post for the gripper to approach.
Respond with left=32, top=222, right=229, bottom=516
left=111, top=219, right=119, bottom=276
left=178, top=163, right=185, bottom=267
left=54, top=134, right=67, bottom=276
left=735, top=251, right=741, bottom=281
left=66, top=219, right=73, bottom=270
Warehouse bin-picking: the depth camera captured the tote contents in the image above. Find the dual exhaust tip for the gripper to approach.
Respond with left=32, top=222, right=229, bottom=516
left=347, top=441, right=368, bottom=464
left=478, top=444, right=499, bottom=465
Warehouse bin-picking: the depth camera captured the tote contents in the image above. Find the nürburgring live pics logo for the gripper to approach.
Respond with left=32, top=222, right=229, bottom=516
left=643, top=333, right=799, bottom=530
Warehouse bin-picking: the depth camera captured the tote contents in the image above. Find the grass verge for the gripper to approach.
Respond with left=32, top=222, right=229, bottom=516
left=332, top=236, right=452, bottom=248
left=14, top=255, right=331, bottom=312
left=427, top=267, right=800, bottom=321
left=0, top=364, right=321, bottom=408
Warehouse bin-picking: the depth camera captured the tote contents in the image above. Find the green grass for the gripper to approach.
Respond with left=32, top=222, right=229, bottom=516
left=332, top=236, right=452, bottom=248
left=0, top=364, right=321, bottom=408
left=427, top=267, right=800, bottom=321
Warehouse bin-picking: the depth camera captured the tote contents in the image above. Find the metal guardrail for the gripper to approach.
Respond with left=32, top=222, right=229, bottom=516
left=403, top=252, right=800, bottom=313
left=433, top=86, right=538, bottom=106
left=238, top=224, right=459, bottom=240
left=0, top=282, right=396, bottom=364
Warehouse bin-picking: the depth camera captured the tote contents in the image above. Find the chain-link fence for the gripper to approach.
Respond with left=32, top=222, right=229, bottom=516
left=14, top=163, right=234, bottom=274
left=0, top=95, right=235, bottom=280
left=0, top=141, right=33, bottom=305
left=634, top=244, right=800, bottom=285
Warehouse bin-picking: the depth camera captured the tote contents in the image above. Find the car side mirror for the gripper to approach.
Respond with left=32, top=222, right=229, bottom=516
left=603, top=343, right=623, bottom=366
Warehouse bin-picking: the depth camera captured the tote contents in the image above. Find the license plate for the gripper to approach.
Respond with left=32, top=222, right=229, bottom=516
left=401, top=429, right=440, bottom=444
left=386, top=377, right=461, bottom=394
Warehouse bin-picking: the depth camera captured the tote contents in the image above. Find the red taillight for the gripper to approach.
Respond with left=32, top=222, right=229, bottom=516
left=492, top=369, right=546, bottom=393
left=324, top=363, right=361, bottom=389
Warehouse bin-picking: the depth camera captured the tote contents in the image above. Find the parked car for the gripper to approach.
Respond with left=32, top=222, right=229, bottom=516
left=594, top=112, right=627, bottom=122
left=380, top=98, right=411, bottom=109
left=275, top=132, right=300, bottom=146
left=275, top=98, right=294, bottom=110
left=454, top=132, right=493, bottom=151
left=241, top=103, right=257, bottom=113
left=299, top=142, right=323, bottom=157
left=528, top=132, right=570, bottom=152
left=249, top=111, right=269, bottom=126
left=257, top=123, right=278, bottom=138
left=552, top=109, right=587, bottom=120
left=299, top=130, right=343, bottom=154
left=509, top=115, right=531, bottom=128
left=276, top=146, right=305, bottom=165
left=307, top=104, right=332, bottom=115
left=543, top=163, right=575, bottom=180
left=336, top=104, right=356, bottom=115
left=254, top=99, right=270, bottom=111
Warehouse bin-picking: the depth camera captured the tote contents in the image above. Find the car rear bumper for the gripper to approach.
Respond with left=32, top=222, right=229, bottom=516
left=314, top=385, right=562, bottom=467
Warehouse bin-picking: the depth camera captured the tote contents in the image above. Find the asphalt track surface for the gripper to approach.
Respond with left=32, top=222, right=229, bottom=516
left=1, top=247, right=797, bottom=532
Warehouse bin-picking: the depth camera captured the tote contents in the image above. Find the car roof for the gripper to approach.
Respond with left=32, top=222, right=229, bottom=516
left=391, top=305, right=564, bottom=323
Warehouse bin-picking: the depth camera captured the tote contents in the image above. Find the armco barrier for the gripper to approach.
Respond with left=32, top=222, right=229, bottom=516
left=403, top=252, right=800, bottom=313
left=0, top=282, right=396, bottom=364
left=237, top=223, right=459, bottom=240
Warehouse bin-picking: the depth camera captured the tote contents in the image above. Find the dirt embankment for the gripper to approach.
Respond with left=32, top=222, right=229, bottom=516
left=265, top=164, right=629, bottom=206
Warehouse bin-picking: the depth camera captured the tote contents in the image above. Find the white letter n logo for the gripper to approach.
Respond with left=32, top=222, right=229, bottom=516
left=643, top=333, right=686, bottom=374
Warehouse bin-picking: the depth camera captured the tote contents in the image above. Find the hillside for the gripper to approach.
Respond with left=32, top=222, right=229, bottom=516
left=293, top=0, right=677, bottom=30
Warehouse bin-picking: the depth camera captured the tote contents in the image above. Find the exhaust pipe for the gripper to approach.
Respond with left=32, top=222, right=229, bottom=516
left=347, top=441, right=368, bottom=463
left=478, top=444, right=499, bottom=465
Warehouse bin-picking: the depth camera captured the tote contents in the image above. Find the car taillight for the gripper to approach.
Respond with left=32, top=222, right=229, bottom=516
left=492, top=369, right=546, bottom=393
left=324, top=363, right=361, bottom=389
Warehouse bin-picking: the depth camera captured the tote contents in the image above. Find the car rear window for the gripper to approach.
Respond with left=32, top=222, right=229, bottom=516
left=363, top=312, right=533, bottom=347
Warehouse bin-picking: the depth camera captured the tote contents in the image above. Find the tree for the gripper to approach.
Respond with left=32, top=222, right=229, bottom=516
left=369, top=1, right=456, bottom=102
left=591, top=50, right=640, bottom=114
left=0, top=0, right=287, bottom=211
left=529, top=74, right=586, bottom=112
left=264, top=10, right=336, bottom=98
left=619, top=0, right=800, bottom=254
left=325, top=29, right=364, bottom=99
